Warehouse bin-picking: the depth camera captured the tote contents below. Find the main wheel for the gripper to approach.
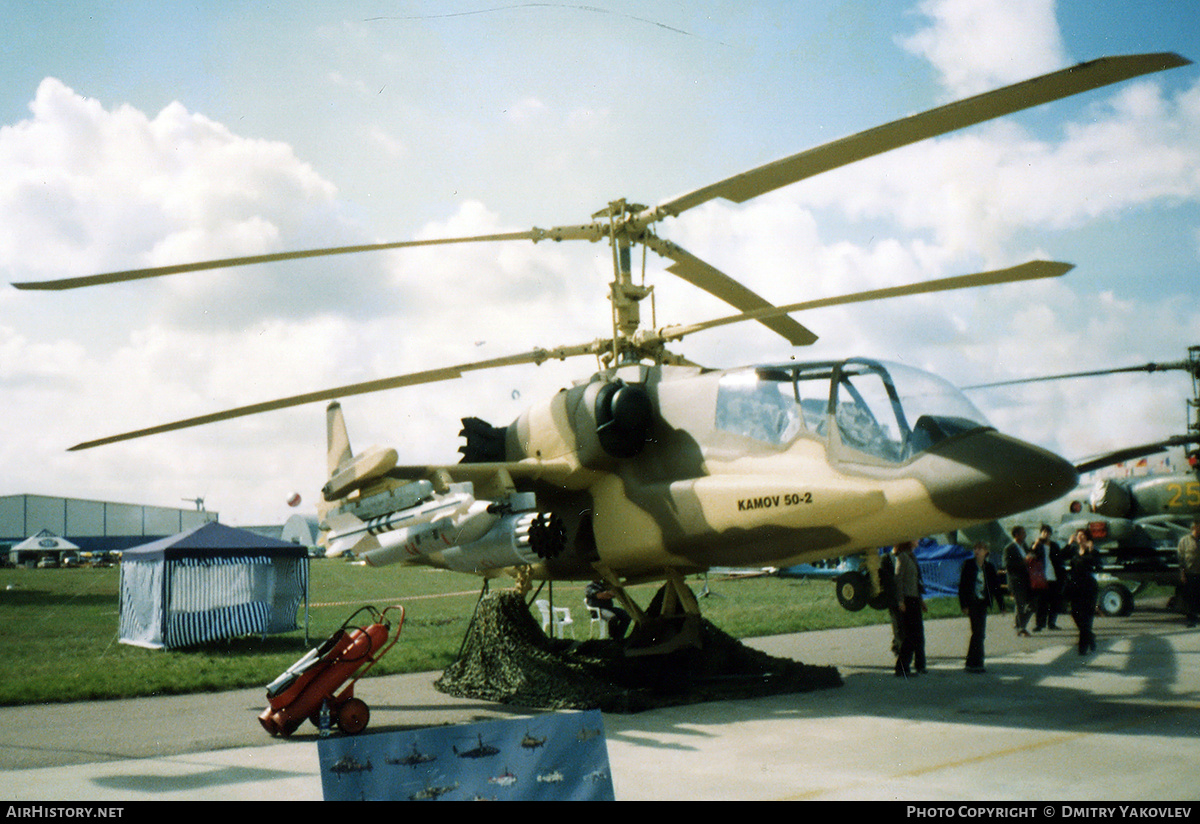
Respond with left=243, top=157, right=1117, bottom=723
left=835, top=571, right=869, bottom=612
left=336, top=698, right=370, bottom=735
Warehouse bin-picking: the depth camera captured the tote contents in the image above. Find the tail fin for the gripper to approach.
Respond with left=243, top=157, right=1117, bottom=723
left=316, top=401, right=354, bottom=554
left=321, top=402, right=400, bottom=502
left=327, top=401, right=354, bottom=477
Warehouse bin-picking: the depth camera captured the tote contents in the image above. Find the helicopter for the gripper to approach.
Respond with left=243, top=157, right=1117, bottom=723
left=963, top=346, right=1200, bottom=617
left=12, top=52, right=1189, bottom=647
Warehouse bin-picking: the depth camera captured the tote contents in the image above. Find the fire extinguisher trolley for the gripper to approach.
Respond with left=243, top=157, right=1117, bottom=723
left=259, top=604, right=405, bottom=737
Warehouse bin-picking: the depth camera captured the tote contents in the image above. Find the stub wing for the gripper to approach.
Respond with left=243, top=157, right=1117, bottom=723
left=319, top=456, right=589, bottom=573
left=383, top=459, right=596, bottom=495
left=321, top=472, right=567, bottom=573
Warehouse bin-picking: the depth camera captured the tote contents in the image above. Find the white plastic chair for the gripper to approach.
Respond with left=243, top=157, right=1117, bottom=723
left=587, top=605, right=609, bottom=639
left=535, top=599, right=575, bottom=638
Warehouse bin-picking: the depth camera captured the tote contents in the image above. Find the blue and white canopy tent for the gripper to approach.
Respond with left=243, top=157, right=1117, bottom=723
left=118, top=521, right=309, bottom=649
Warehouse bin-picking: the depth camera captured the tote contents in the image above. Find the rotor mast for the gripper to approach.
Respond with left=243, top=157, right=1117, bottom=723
left=598, top=199, right=659, bottom=366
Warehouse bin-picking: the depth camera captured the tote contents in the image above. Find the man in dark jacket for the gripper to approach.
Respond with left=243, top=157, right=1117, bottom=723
left=1004, top=526, right=1032, bottom=637
left=959, top=542, right=1006, bottom=673
left=585, top=579, right=630, bottom=639
left=1177, top=519, right=1200, bottom=627
left=894, top=541, right=926, bottom=678
left=1031, top=524, right=1067, bottom=631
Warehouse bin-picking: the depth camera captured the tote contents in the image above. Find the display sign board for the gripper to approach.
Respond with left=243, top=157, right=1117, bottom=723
left=318, top=710, right=615, bottom=801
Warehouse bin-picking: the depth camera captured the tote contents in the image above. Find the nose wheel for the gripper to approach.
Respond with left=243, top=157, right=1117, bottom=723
left=836, top=571, right=869, bottom=612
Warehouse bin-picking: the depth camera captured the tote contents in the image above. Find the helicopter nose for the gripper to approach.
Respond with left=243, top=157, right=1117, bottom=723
left=914, top=429, right=1078, bottom=521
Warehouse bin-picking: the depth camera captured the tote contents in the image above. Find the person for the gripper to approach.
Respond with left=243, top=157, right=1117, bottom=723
left=878, top=549, right=902, bottom=655
left=1065, top=529, right=1100, bottom=654
left=1178, top=520, right=1200, bottom=628
left=1004, top=526, right=1033, bottom=637
left=958, top=542, right=1005, bottom=673
left=893, top=541, right=926, bottom=678
left=1031, top=524, right=1065, bottom=632
left=585, top=579, right=631, bottom=639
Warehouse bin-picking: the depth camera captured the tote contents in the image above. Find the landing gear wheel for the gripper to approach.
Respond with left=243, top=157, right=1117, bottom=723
left=1099, top=583, right=1133, bottom=617
left=836, top=571, right=869, bottom=612
left=336, top=698, right=370, bottom=735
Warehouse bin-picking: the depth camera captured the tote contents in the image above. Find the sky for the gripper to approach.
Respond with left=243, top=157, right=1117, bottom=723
left=1, top=0, right=1198, bottom=527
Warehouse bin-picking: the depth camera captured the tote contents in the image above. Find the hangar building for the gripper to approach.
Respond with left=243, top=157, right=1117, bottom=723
left=1, top=493, right=218, bottom=560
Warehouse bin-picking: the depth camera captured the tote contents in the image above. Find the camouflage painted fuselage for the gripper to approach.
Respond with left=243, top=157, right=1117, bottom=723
left=407, top=359, right=1078, bottom=581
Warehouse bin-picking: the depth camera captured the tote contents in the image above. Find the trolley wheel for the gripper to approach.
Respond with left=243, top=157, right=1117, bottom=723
left=279, top=718, right=302, bottom=738
left=336, top=697, right=370, bottom=735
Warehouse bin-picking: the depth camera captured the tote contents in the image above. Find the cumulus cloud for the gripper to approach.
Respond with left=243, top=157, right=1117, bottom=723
left=0, top=80, right=602, bottom=513
left=0, top=78, right=388, bottom=329
left=0, top=79, right=407, bottom=520
left=900, top=0, right=1068, bottom=96
left=0, top=79, right=338, bottom=277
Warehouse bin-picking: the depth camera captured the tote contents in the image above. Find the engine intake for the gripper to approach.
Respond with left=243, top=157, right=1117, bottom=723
left=595, top=379, right=653, bottom=458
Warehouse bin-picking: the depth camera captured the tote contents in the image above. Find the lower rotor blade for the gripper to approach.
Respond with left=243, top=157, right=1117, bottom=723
left=643, top=235, right=818, bottom=345
left=68, top=342, right=598, bottom=451
left=14, top=230, right=544, bottom=291
left=661, top=260, right=1072, bottom=341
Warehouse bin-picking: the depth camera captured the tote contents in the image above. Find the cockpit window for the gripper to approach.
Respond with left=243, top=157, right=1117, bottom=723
left=833, top=363, right=908, bottom=462
left=832, top=359, right=990, bottom=463
left=715, top=359, right=990, bottom=459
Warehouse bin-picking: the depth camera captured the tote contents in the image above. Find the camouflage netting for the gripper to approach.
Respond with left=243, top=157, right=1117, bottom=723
left=434, top=590, right=843, bottom=713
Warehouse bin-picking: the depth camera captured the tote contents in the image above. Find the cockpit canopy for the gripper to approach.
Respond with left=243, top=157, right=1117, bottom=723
left=715, top=358, right=990, bottom=464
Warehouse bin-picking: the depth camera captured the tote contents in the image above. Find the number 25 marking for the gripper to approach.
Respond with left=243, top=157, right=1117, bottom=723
left=1166, top=482, right=1200, bottom=508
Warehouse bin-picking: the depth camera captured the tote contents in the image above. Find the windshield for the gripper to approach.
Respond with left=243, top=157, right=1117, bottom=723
left=715, top=359, right=989, bottom=462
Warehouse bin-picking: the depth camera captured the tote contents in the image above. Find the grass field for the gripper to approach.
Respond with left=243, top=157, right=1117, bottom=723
left=0, top=560, right=964, bottom=707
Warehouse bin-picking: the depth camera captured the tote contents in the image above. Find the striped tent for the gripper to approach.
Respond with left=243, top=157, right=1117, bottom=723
left=118, top=521, right=309, bottom=649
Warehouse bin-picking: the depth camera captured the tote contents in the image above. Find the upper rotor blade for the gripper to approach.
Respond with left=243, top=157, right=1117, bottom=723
left=68, top=342, right=599, bottom=451
left=660, top=260, right=1073, bottom=341
left=962, top=359, right=1193, bottom=390
left=13, top=230, right=546, bottom=291
left=642, top=235, right=817, bottom=345
left=646, top=53, right=1191, bottom=222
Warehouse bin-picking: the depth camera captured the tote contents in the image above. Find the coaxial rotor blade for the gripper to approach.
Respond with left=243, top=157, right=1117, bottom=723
left=963, top=359, right=1195, bottom=390
left=68, top=341, right=601, bottom=451
left=1074, top=435, right=1200, bottom=474
left=658, top=260, right=1073, bottom=342
left=642, top=53, right=1190, bottom=223
left=642, top=235, right=817, bottom=345
left=13, top=230, right=553, bottom=291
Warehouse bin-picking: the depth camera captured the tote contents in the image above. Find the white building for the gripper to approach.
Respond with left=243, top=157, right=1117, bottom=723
left=1, top=493, right=218, bottom=561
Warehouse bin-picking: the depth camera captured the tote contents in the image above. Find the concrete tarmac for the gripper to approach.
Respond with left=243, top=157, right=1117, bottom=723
left=2, top=597, right=1198, bottom=802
